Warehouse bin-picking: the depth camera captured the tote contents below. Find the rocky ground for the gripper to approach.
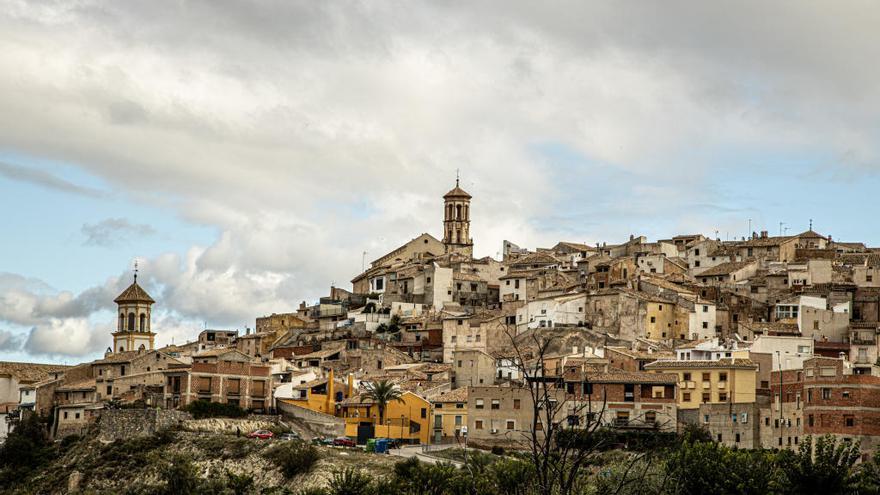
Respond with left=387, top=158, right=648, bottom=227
left=13, top=429, right=401, bottom=495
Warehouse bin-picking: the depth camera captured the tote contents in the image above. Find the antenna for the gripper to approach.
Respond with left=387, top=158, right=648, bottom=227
left=779, top=222, right=786, bottom=236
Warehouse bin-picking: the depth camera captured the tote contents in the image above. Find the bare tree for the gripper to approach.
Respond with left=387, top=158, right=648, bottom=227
left=498, top=324, right=677, bottom=495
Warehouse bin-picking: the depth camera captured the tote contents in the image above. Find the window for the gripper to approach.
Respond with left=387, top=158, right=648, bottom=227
left=719, top=392, right=727, bottom=401
left=702, top=373, right=710, bottom=381
left=107, top=385, right=112, bottom=395
left=63, top=411, right=68, bottom=419
left=822, top=388, right=831, bottom=400
left=683, top=372, right=691, bottom=381
left=514, top=280, right=520, bottom=289
left=421, top=408, right=427, bottom=419
left=843, top=390, right=850, bottom=399
left=868, top=274, right=874, bottom=282
left=741, top=413, right=748, bottom=423
left=703, top=414, right=710, bottom=424
left=120, top=365, right=126, bottom=376
left=644, top=411, right=657, bottom=423
left=702, top=322, right=708, bottom=329
left=506, top=420, right=515, bottom=430
left=719, top=372, right=728, bottom=382
left=735, top=433, right=740, bottom=443
left=717, top=434, right=723, bottom=442
left=695, top=260, right=701, bottom=267
left=457, top=360, right=462, bottom=367
left=845, top=416, right=855, bottom=427
left=703, top=305, right=708, bottom=312
left=761, top=380, right=769, bottom=388
left=475, top=399, right=484, bottom=409
left=615, top=411, right=629, bottom=426
left=683, top=392, right=691, bottom=401
left=765, top=417, right=770, bottom=426
left=491, top=400, right=500, bottom=410
left=694, top=249, right=700, bottom=256
left=475, top=420, right=483, bottom=430
left=702, top=393, right=710, bottom=403
left=650, top=316, right=656, bottom=323
left=435, top=403, right=443, bottom=409
left=513, top=399, right=521, bottom=410
left=455, top=415, right=462, bottom=425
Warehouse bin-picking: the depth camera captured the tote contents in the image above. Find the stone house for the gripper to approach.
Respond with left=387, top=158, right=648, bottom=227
left=696, top=260, right=759, bottom=285
left=736, top=233, right=798, bottom=264
left=453, top=349, right=497, bottom=388
left=442, top=312, right=511, bottom=364
left=162, top=351, right=271, bottom=411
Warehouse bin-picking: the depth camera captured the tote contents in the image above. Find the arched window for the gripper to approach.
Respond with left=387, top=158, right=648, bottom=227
left=456, top=229, right=461, bottom=243
left=456, top=204, right=462, bottom=220
left=463, top=205, right=468, bottom=220
left=119, top=313, right=124, bottom=331
left=128, top=312, right=135, bottom=331
left=139, top=313, right=146, bottom=332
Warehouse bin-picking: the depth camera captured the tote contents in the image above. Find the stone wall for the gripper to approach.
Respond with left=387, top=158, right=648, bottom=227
left=96, top=409, right=191, bottom=442
left=181, top=415, right=280, bottom=435
left=277, top=401, right=344, bottom=437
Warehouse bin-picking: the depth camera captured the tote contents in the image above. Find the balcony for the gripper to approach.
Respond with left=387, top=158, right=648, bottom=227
left=718, top=381, right=727, bottom=390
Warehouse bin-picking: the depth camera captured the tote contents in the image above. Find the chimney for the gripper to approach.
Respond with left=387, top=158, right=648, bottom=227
left=761, top=231, right=768, bottom=239
left=629, top=234, right=634, bottom=241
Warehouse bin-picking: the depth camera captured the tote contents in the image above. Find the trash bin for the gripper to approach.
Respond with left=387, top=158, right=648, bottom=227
left=375, top=438, right=389, bottom=454
left=365, top=438, right=376, bottom=453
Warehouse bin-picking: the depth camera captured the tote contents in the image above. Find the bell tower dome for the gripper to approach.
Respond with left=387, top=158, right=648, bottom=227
left=112, top=266, right=156, bottom=354
left=442, top=175, right=474, bottom=258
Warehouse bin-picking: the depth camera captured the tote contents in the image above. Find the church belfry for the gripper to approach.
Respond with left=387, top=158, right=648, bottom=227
left=442, top=175, right=474, bottom=257
left=112, top=265, right=156, bottom=353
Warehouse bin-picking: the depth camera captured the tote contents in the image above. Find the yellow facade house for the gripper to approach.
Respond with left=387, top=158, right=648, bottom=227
left=339, top=390, right=432, bottom=445
left=428, top=387, right=468, bottom=444
left=281, top=369, right=352, bottom=415
left=643, top=358, right=757, bottom=410
left=645, top=300, right=689, bottom=341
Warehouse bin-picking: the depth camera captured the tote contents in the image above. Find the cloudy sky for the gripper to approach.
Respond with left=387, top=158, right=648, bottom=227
left=2, top=1, right=880, bottom=363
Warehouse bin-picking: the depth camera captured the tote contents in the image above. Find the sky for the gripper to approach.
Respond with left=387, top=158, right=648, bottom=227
left=1, top=1, right=880, bottom=364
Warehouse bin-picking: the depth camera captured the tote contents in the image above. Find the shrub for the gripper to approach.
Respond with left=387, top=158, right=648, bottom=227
left=327, top=468, right=373, bottom=495
left=157, top=453, right=200, bottom=495
left=183, top=400, right=248, bottom=419
left=264, top=441, right=321, bottom=478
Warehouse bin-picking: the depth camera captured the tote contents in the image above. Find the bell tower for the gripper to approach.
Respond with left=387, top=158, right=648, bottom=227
left=442, top=173, right=473, bottom=257
left=111, top=263, right=156, bottom=353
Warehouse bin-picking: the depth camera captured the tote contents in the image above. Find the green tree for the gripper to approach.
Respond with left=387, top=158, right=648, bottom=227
left=359, top=380, right=404, bottom=425
left=774, top=435, right=861, bottom=494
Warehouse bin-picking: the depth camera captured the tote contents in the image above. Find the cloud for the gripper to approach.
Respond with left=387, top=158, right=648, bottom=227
left=0, top=329, right=22, bottom=351
left=0, top=161, right=105, bottom=198
left=81, top=217, right=156, bottom=247
left=24, top=317, right=108, bottom=358
left=2, top=2, right=880, bottom=361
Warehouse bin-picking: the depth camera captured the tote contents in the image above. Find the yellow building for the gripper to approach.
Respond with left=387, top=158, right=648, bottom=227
left=339, top=390, right=432, bottom=445
left=281, top=369, right=352, bottom=415
left=643, top=358, right=757, bottom=410
left=645, top=300, right=688, bottom=341
left=428, top=387, right=468, bottom=444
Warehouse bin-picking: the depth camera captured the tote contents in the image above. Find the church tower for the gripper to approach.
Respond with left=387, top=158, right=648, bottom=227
left=111, top=267, right=156, bottom=353
left=442, top=176, right=474, bottom=258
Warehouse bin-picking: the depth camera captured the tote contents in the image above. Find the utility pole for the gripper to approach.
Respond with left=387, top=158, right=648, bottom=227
left=779, top=222, right=786, bottom=237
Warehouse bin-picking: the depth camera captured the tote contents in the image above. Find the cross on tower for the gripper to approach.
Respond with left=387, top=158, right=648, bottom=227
left=456, top=168, right=460, bottom=187
left=133, top=259, right=138, bottom=283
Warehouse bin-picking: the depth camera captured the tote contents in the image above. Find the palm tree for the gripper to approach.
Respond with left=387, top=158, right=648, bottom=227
left=359, top=380, right=404, bottom=425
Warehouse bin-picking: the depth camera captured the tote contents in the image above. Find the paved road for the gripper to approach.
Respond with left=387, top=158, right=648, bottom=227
left=390, top=445, right=465, bottom=467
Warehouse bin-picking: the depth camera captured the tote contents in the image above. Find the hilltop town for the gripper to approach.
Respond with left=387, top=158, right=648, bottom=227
left=4, top=180, right=880, bottom=490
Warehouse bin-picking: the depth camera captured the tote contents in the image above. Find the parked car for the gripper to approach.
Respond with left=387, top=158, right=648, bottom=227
left=247, top=430, right=274, bottom=439
left=332, top=437, right=357, bottom=448
left=279, top=432, right=301, bottom=441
